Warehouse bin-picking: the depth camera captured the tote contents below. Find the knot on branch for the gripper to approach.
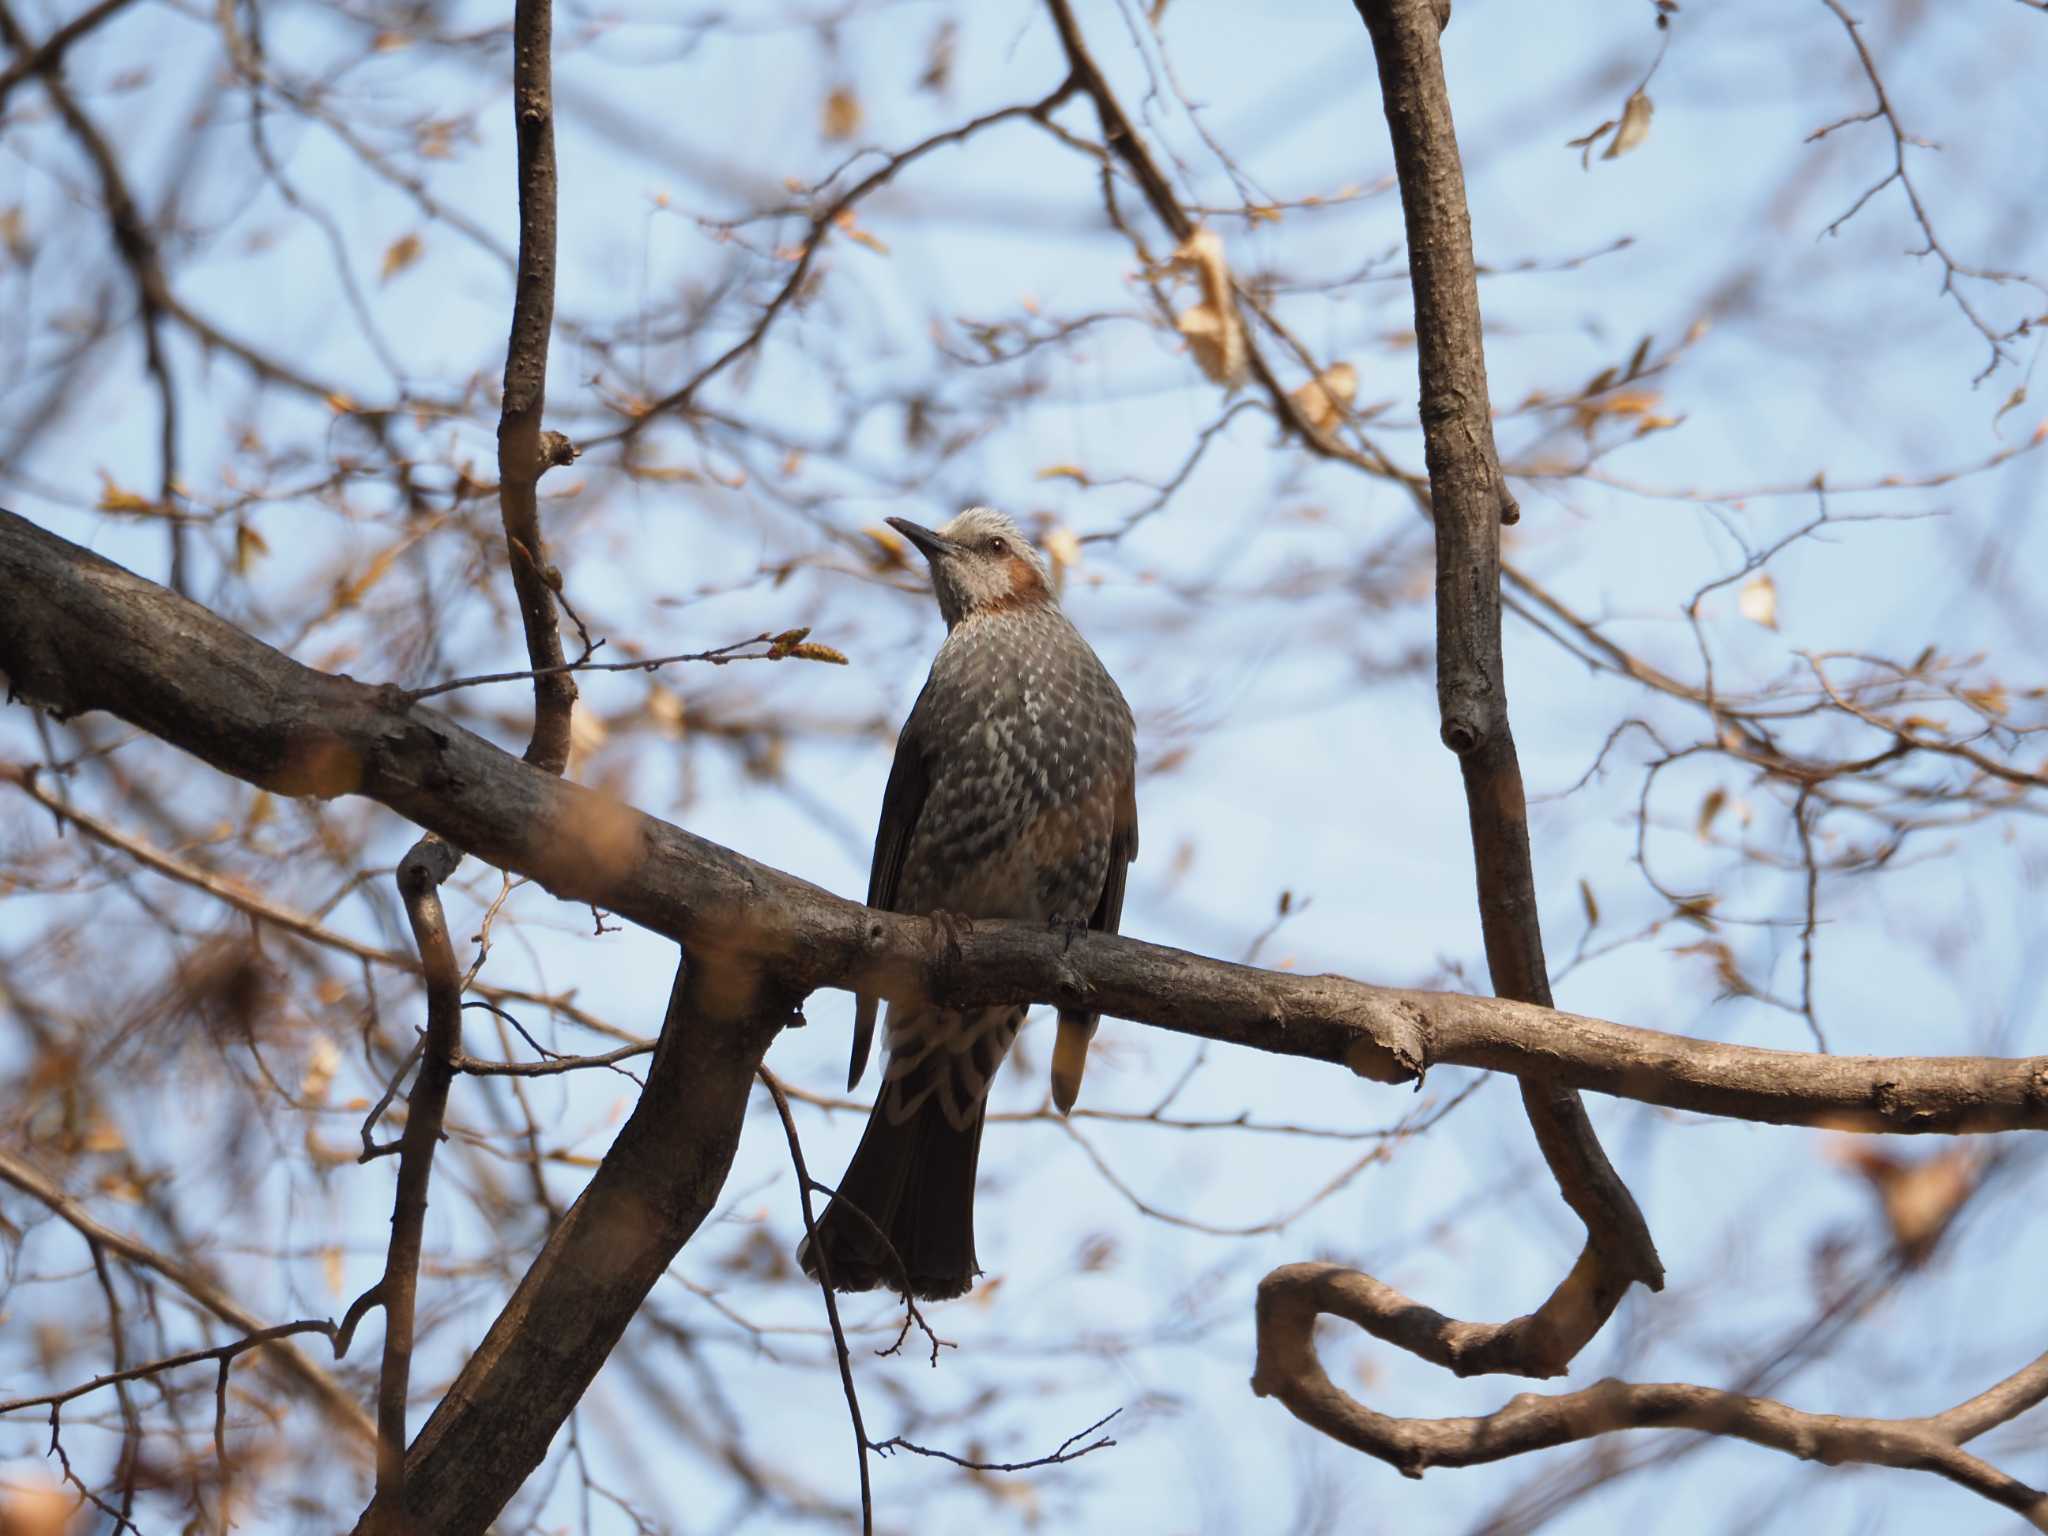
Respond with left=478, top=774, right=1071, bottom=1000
left=1438, top=706, right=1486, bottom=756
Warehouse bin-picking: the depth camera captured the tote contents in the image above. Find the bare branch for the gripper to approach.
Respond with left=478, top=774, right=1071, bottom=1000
left=1252, top=1262, right=2048, bottom=1527
left=5, top=509, right=2045, bottom=1139
left=1350, top=0, right=1663, bottom=1357
left=0, top=1148, right=375, bottom=1447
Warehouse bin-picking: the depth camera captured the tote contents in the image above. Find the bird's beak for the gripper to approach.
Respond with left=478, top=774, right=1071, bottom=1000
left=885, top=516, right=959, bottom=565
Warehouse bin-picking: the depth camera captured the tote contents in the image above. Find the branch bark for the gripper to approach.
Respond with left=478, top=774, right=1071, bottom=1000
left=1252, top=1262, right=2048, bottom=1528
left=7, top=502, right=2048, bottom=1523
left=1350, top=0, right=1663, bottom=1355
left=497, top=0, right=576, bottom=776
left=346, top=967, right=787, bottom=1535
left=5, top=506, right=2045, bottom=1141
left=364, top=834, right=463, bottom=1522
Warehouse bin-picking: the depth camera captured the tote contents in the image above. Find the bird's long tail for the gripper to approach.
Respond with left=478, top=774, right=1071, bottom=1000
left=801, top=1003, right=1018, bottom=1301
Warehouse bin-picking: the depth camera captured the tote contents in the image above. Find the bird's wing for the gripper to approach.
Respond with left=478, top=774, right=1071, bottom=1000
left=1089, top=769, right=1140, bottom=937
left=1050, top=769, right=1139, bottom=1114
left=848, top=680, right=935, bottom=1089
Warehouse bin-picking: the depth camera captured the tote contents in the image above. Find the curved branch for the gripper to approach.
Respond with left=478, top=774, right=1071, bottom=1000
left=1349, top=0, right=1663, bottom=1356
left=1252, top=1262, right=2048, bottom=1527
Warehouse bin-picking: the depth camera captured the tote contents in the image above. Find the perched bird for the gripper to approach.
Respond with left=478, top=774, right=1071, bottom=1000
left=799, top=507, right=1138, bottom=1301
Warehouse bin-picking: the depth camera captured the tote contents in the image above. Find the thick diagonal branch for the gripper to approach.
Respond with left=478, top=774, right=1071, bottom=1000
left=348, top=966, right=787, bottom=1535
left=6, top=507, right=2046, bottom=1142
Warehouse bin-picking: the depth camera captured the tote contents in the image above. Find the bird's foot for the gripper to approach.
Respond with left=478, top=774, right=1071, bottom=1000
left=1048, top=914, right=1089, bottom=954
left=929, top=909, right=974, bottom=962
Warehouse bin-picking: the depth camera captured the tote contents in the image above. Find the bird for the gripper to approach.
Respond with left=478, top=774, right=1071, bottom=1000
left=798, top=507, right=1138, bottom=1302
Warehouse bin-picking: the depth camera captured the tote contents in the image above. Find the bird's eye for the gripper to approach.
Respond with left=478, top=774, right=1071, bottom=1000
left=986, top=537, right=1007, bottom=556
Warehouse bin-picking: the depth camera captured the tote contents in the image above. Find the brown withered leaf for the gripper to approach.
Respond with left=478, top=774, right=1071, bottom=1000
left=918, top=19, right=956, bottom=93
left=1695, top=786, right=1727, bottom=842
left=1672, top=937, right=1749, bottom=996
left=1291, top=362, right=1359, bottom=431
left=0, top=204, right=29, bottom=264
left=234, top=520, right=269, bottom=574
left=1566, top=118, right=1617, bottom=169
left=1171, top=227, right=1246, bottom=388
left=380, top=232, right=423, bottom=283
left=832, top=207, right=888, bottom=255
left=821, top=85, right=862, bottom=141
left=1605, top=91, right=1655, bottom=159
left=1831, top=1142, right=1976, bottom=1264
left=96, top=471, right=153, bottom=514
left=865, top=524, right=909, bottom=567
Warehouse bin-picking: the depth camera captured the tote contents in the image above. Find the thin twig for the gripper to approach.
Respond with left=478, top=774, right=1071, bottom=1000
left=756, top=1067, right=873, bottom=1536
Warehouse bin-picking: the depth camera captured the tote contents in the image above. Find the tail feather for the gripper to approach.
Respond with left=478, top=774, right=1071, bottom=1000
left=800, top=1092, right=986, bottom=1300
left=801, top=1003, right=1018, bottom=1301
left=1050, top=1010, right=1097, bottom=1115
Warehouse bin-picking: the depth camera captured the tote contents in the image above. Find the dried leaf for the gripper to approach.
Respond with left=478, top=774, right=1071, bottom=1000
left=380, top=232, right=423, bottom=283
left=95, top=471, right=153, bottom=514
left=832, top=208, right=889, bottom=255
left=647, top=686, right=686, bottom=738
left=1036, top=464, right=1092, bottom=485
left=1604, top=90, right=1654, bottom=159
left=569, top=703, right=609, bottom=770
left=1578, top=878, right=1599, bottom=929
left=1171, top=227, right=1246, bottom=387
left=1177, top=305, right=1245, bottom=387
left=1831, top=1142, right=1976, bottom=1263
left=1672, top=938, right=1748, bottom=996
left=1567, top=120, right=1617, bottom=170
left=0, top=204, right=28, bottom=264
left=1672, top=893, right=1718, bottom=929
left=1291, top=362, right=1359, bottom=431
left=865, top=524, right=908, bottom=567
left=1737, top=573, right=1778, bottom=630
left=1695, top=786, right=1727, bottom=841
left=1963, top=684, right=2009, bottom=718
left=234, top=520, right=269, bottom=574
left=918, top=19, right=956, bottom=93
left=300, top=1035, right=342, bottom=1102
left=332, top=542, right=402, bottom=609
left=821, top=85, right=862, bottom=141
left=1044, top=526, right=1082, bottom=572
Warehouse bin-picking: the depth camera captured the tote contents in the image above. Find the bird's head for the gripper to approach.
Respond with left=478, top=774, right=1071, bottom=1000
left=887, top=507, right=1054, bottom=628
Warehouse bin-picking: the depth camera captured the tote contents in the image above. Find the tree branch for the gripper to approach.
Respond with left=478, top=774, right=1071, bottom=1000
left=498, top=0, right=576, bottom=775
left=0, top=1147, right=375, bottom=1448
left=8, top=505, right=2048, bottom=1525
left=349, top=965, right=789, bottom=1535
left=363, top=834, right=464, bottom=1523
left=1251, top=1262, right=2048, bottom=1527
left=1350, top=0, right=1663, bottom=1362
left=5, top=506, right=2044, bottom=1142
